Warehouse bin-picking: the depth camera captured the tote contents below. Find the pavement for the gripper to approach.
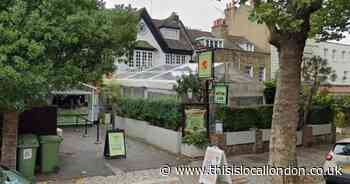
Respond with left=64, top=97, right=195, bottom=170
left=35, top=125, right=332, bottom=184
left=36, top=125, right=189, bottom=182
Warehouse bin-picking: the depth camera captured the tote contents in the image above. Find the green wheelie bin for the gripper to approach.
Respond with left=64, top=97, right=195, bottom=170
left=17, top=134, right=39, bottom=180
left=39, top=135, right=63, bottom=173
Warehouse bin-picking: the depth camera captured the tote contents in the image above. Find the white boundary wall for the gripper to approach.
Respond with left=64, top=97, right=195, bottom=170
left=225, top=130, right=256, bottom=145
left=116, top=116, right=182, bottom=154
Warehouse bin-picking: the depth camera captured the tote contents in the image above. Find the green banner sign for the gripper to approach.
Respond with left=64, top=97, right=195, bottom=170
left=214, top=84, right=228, bottom=105
left=198, top=51, right=213, bottom=79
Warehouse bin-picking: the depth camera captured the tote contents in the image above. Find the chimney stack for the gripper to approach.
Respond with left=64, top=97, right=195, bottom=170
left=211, top=18, right=228, bottom=38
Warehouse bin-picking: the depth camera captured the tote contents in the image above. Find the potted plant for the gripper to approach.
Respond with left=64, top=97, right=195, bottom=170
left=181, top=131, right=209, bottom=158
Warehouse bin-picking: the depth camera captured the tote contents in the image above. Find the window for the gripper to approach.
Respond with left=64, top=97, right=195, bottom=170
left=160, top=28, right=179, bottom=40
left=142, top=52, right=147, bottom=67
left=333, top=143, right=350, bottom=156
left=332, top=49, right=336, bottom=60
left=245, top=43, right=255, bottom=52
left=244, top=65, right=253, bottom=78
left=259, top=66, right=265, bottom=81
left=342, top=51, right=346, bottom=60
left=147, top=52, right=153, bottom=68
left=166, top=54, right=187, bottom=65
left=324, top=48, right=328, bottom=58
left=166, top=54, right=171, bottom=64
left=131, top=50, right=153, bottom=70
left=181, top=55, right=186, bottom=64
left=176, top=55, right=181, bottom=64
left=135, top=51, right=141, bottom=67
left=344, top=71, right=348, bottom=81
left=219, top=41, right=223, bottom=48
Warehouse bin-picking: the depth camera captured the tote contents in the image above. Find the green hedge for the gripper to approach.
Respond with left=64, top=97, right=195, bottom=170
left=115, top=97, right=182, bottom=131
left=115, top=97, right=334, bottom=132
left=218, top=105, right=333, bottom=132
left=309, top=106, right=334, bottom=125
left=217, top=105, right=273, bottom=132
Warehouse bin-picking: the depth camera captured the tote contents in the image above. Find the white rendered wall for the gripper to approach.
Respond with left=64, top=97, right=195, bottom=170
left=271, top=39, right=350, bottom=85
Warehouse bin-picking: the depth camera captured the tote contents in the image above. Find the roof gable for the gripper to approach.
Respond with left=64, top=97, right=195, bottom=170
left=138, top=9, right=193, bottom=55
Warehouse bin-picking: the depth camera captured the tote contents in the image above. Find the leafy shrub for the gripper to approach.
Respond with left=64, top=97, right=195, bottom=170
left=115, top=97, right=182, bottom=131
left=182, top=131, right=209, bottom=149
left=335, top=111, right=346, bottom=128
left=312, top=94, right=334, bottom=107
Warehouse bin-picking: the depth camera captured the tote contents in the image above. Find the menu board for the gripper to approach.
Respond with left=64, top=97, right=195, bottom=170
left=104, top=129, right=126, bottom=159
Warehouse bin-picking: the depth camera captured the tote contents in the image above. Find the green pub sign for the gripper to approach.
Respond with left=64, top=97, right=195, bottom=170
left=214, top=84, right=228, bottom=105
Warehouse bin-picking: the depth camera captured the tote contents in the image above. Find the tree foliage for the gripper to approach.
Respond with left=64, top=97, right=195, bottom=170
left=302, top=56, right=337, bottom=126
left=0, top=0, right=138, bottom=111
left=173, top=73, right=205, bottom=102
left=244, top=0, right=350, bottom=44
left=302, top=56, right=337, bottom=84
left=238, top=0, right=350, bottom=183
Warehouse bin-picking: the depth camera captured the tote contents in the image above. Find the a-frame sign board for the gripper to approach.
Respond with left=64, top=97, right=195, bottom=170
left=104, top=129, right=127, bottom=159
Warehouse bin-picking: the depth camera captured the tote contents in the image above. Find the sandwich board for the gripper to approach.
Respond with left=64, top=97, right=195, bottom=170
left=104, top=129, right=126, bottom=159
left=199, top=146, right=232, bottom=184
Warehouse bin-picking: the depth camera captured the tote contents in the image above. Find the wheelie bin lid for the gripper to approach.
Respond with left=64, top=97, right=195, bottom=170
left=17, top=134, right=39, bottom=148
left=39, top=135, right=63, bottom=143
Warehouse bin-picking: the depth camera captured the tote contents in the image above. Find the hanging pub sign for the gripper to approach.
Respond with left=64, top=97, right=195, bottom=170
left=104, top=129, right=126, bottom=159
left=214, top=84, right=228, bottom=105
left=198, top=51, right=213, bottom=79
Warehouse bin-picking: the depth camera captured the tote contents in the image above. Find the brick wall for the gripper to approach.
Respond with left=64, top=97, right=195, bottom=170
left=1, top=112, right=18, bottom=169
left=214, top=48, right=271, bottom=82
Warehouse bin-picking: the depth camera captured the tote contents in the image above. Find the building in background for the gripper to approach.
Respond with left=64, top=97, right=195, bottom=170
left=116, top=8, right=270, bottom=83
left=272, top=40, right=350, bottom=95
left=222, top=1, right=350, bottom=95
left=113, top=7, right=273, bottom=105
left=116, top=8, right=194, bottom=72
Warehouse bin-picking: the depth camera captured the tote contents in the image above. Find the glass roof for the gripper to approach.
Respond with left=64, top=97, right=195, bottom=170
left=116, top=63, right=223, bottom=81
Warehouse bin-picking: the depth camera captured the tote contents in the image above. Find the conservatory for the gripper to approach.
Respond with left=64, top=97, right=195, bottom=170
left=113, top=63, right=265, bottom=106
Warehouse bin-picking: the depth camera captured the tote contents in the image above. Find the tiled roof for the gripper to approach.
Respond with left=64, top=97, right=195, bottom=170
left=134, top=40, right=157, bottom=51
left=186, top=29, right=215, bottom=44
left=151, top=16, right=193, bottom=53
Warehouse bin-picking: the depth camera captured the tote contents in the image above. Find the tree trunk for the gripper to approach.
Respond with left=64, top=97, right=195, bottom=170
left=1, top=111, right=18, bottom=169
left=269, top=42, right=304, bottom=184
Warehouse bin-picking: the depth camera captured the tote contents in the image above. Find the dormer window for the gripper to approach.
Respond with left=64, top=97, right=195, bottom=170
left=196, top=37, right=224, bottom=49
left=160, top=28, right=179, bottom=40
left=246, top=43, right=255, bottom=52
left=239, top=43, right=255, bottom=52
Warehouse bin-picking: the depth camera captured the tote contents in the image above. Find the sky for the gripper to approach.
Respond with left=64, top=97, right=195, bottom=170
left=103, top=0, right=228, bottom=31
left=103, top=0, right=350, bottom=45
